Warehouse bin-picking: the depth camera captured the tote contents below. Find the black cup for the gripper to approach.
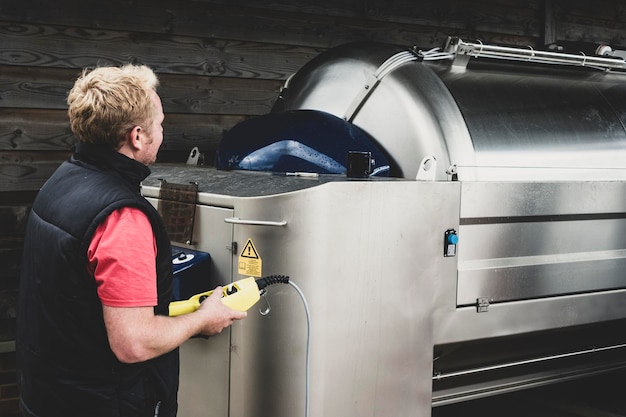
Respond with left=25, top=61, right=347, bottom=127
left=347, top=151, right=373, bottom=178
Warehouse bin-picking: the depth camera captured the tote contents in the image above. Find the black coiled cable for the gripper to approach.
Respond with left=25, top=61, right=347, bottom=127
left=255, top=275, right=290, bottom=290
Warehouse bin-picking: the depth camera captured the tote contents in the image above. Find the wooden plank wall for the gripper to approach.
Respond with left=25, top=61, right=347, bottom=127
left=1, top=0, right=626, bottom=414
left=3, top=0, right=626, bottom=194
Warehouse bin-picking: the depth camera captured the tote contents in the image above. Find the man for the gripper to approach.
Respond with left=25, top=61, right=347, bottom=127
left=17, top=64, right=247, bottom=417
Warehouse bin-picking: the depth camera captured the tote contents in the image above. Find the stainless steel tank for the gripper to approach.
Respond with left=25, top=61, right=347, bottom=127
left=143, top=39, right=626, bottom=417
left=273, top=40, right=626, bottom=181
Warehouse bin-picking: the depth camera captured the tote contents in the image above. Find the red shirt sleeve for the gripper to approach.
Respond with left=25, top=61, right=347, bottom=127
left=87, top=207, right=158, bottom=307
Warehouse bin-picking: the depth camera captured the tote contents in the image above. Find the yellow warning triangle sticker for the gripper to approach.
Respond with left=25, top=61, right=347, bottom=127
left=240, top=239, right=260, bottom=259
left=239, top=238, right=262, bottom=277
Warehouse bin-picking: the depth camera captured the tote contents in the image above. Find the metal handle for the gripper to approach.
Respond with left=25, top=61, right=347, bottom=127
left=224, top=217, right=287, bottom=227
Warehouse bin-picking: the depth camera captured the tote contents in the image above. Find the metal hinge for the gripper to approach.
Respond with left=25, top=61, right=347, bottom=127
left=228, top=241, right=238, bottom=254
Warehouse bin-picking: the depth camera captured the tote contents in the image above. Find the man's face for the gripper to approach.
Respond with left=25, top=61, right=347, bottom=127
left=138, top=90, right=165, bottom=165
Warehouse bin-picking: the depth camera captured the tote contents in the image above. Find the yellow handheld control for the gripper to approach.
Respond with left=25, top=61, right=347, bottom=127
left=168, top=277, right=261, bottom=316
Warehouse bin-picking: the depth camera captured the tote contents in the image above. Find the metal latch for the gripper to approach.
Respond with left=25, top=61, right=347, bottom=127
left=476, top=297, right=490, bottom=313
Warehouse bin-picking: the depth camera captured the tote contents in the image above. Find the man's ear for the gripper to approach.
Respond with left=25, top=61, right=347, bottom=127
left=130, top=126, right=142, bottom=150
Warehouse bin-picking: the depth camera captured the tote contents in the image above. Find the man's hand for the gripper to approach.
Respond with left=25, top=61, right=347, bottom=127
left=195, top=286, right=248, bottom=336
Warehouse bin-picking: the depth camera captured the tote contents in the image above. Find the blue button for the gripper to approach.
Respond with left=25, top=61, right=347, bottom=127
left=448, top=234, right=459, bottom=245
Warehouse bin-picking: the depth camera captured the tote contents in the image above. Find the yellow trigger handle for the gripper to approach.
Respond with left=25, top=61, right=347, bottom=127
left=168, top=277, right=261, bottom=316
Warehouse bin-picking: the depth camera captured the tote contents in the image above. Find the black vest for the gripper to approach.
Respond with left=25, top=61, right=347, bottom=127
left=17, top=143, right=179, bottom=417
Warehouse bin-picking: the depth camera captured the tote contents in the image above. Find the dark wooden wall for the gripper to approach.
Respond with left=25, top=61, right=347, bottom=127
left=1, top=0, right=626, bottom=414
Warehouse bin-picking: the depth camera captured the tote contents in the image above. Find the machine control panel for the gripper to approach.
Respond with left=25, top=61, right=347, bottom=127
left=169, top=277, right=261, bottom=316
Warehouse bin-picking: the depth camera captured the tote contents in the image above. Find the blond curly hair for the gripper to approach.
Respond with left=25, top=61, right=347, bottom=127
left=67, top=64, right=160, bottom=149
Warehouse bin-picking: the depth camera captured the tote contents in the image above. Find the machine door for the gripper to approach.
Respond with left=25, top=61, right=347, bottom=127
left=172, top=204, right=236, bottom=417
